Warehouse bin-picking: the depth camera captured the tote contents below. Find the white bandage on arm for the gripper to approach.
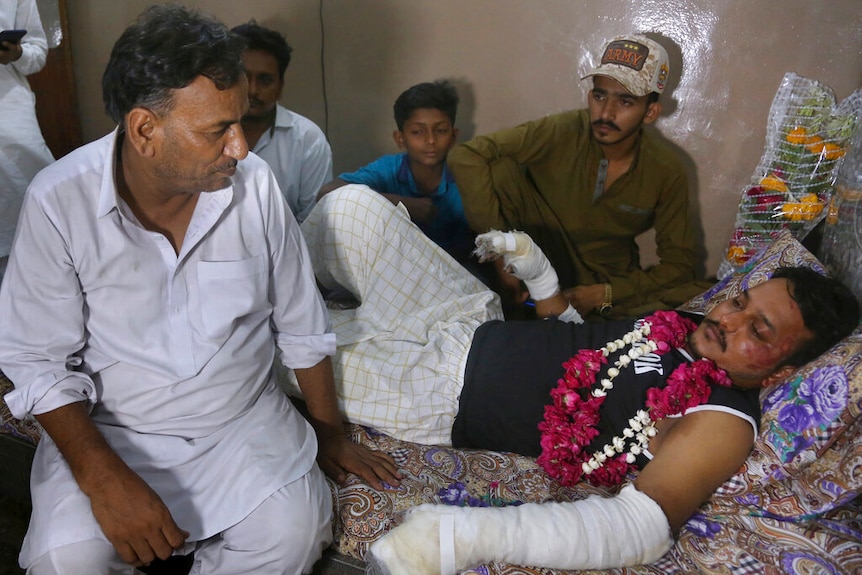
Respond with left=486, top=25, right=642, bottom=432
left=557, top=303, right=584, bottom=324
left=473, top=230, right=561, bottom=301
left=367, top=484, right=673, bottom=575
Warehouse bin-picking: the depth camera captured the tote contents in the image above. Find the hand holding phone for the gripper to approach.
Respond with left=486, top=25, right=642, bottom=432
left=0, top=29, right=27, bottom=51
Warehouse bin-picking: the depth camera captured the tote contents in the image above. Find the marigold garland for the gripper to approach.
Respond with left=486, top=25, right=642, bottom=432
left=537, top=310, right=732, bottom=487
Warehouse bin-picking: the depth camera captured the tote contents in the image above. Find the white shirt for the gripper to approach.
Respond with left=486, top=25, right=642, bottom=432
left=0, top=130, right=335, bottom=565
left=252, top=104, right=332, bottom=223
left=0, top=0, right=54, bottom=258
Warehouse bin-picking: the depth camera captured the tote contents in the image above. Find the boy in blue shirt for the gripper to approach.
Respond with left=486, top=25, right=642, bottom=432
left=319, top=81, right=480, bottom=275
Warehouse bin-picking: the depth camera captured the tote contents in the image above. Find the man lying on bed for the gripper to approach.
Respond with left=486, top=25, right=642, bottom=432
left=286, top=184, right=859, bottom=574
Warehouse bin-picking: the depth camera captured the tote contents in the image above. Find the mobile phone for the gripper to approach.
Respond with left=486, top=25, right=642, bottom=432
left=0, top=29, right=27, bottom=50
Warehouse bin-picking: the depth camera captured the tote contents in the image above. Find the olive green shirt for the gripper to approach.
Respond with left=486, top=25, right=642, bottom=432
left=449, top=109, right=705, bottom=316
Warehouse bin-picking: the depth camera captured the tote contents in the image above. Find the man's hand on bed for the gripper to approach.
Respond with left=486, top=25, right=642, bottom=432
left=293, top=357, right=403, bottom=489
left=316, top=433, right=403, bottom=490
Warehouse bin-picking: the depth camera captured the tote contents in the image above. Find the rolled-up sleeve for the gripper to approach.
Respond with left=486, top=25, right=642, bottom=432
left=0, top=184, right=96, bottom=418
left=264, top=168, right=336, bottom=369
left=274, top=332, right=336, bottom=370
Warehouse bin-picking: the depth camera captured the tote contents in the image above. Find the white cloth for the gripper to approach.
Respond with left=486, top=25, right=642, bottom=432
left=27, top=464, right=333, bottom=575
left=277, top=184, right=502, bottom=445
left=251, top=104, right=332, bottom=223
left=189, top=464, right=333, bottom=575
left=0, top=0, right=54, bottom=259
left=0, top=130, right=335, bottom=567
left=26, top=540, right=142, bottom=575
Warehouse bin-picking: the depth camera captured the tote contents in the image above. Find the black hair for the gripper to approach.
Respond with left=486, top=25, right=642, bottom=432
left=102, top=4, right=246, bottom=127
left=231, top=21, right=293, bottom=79
left=772, top=266, right=859, bottom=367
left=647, top=92, right=660, bottom=104
left=393, top=81, right=459, bottom=131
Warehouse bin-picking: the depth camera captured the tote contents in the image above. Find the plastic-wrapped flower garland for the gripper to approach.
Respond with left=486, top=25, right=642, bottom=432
left=719, top=73, right=862, bottom=279
left=537, top=311, right=732, bottom=488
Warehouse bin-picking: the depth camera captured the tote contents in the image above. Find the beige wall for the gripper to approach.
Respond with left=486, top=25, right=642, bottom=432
left=66, top=0, right=862, bottom=277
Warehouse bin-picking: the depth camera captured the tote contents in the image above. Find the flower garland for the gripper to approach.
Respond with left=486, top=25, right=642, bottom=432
left=719, top=73, right=860, bottom=278
left=537, top=310, right=732, bottom=488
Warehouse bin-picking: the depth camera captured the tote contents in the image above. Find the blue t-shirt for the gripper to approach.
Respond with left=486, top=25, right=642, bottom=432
left=338, top=153, right=474, bottom=259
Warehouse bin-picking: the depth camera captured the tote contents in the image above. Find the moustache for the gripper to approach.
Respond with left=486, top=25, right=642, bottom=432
left=248, top=98, right=265, bottom=107
left=703, top=318, right=727, bottom=352
left=592, top=120, right=620, bottom=131
left=215, top=159, right=238, bottom=172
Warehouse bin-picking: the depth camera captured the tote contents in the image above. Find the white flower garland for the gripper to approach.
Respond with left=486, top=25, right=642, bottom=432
left=582, top=321, right=660, bottom=474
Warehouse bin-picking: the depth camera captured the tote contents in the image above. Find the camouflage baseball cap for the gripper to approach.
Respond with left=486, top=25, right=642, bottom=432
left=582, top=34, right=670, bottom=96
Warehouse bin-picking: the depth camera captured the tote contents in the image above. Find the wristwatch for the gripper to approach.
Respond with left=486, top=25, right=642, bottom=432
left=598, top=283, right=613, bottom=317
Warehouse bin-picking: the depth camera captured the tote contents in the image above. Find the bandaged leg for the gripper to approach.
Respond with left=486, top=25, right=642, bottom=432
left=366, top=484, right=673, bottom=574
left=474, top=230, right=582, bottom=323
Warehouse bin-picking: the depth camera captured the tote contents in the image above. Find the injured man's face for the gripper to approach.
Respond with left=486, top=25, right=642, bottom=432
left=686, top=278, right=813, bottom=389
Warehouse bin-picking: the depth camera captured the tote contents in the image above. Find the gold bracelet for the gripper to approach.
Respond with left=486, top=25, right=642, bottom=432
left=599, top=283, right=613, bottom=317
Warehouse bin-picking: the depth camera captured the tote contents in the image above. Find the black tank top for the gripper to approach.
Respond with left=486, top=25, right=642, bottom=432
left=452, top=317, right=760, bottom=468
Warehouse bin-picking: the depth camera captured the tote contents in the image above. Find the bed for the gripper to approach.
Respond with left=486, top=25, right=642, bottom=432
left=1, top=231, right=860, bottom=575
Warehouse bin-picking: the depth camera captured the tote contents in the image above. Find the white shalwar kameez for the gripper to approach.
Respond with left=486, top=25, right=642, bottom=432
left=0, top=130, right=335, bottom=570
left=0, top=0, right=54, bottom=261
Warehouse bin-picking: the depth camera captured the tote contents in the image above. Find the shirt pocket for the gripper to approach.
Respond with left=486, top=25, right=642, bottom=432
left=197, top=256, right=268, bottom=339
left=602, top=202, right=654, bottom=235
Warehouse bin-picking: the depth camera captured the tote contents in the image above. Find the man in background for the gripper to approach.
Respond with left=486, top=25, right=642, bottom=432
left=232, top=21, right=332, bottom=223
left=449, top=34, right=706, bottom=319
left=0, top=0, right=54, bottom=281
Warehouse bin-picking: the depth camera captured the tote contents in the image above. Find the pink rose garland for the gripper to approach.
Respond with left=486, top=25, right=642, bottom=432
left=538, top=311, right=731, bottom=488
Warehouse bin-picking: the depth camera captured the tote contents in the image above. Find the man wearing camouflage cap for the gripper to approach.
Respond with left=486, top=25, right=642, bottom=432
left=449, top=34, right=706, bottom=320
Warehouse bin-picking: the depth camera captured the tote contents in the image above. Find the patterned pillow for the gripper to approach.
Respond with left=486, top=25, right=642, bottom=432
left=678, top=229, right=826, bottom=315
left=671, top=230, right=862, bottom=572
left=678, top=333, right=862, bottom=573
left=756, top=333, right=861, bottom=483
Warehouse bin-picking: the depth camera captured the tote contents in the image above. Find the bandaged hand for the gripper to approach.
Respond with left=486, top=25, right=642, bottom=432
left=473, top=231, right=559, bottom=301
